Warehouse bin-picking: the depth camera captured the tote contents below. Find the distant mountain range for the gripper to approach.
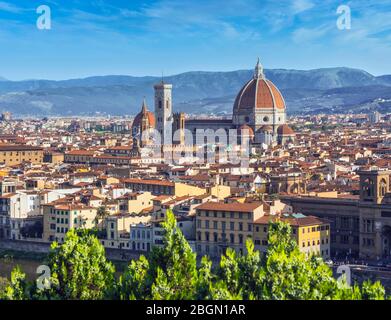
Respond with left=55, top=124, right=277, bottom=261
left=1, top=67, right=391, bottom=117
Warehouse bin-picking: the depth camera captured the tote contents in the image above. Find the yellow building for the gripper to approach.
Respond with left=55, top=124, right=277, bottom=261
left=117, top=191, right=154, bottom=214
left=103, top=212, right=151, bottom=249
left=43, top=152, right=64, bottom=164
left=123, top=178, right=207, bottom=197
left=253, top=213, right=330, bottom=259
left=0, top=145, right=44, bottom=166
left=43, top=203, right=97, bottom=243
left=195, top=202, right=265, bottom=257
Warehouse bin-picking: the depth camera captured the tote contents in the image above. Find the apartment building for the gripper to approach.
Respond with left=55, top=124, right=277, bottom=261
left=0, top=145, right=44, bottom=166
left=123, top=178, right=208, bottom=197
left=253, top=213, right=331, bottom=259
left=104, top=212, right=151, bottom=249
left=43, top=203, right=97, bottom=243
left=117, top=192, right=154, bottom=214
left=195, top=202, right=266, bottom=257
left=0, top=193, right=28, bottom=240
left=283, top=169, right=391, bottom=260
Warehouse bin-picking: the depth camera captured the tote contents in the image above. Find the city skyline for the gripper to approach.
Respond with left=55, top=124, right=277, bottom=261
left=0, top=0, right=391, bottom=80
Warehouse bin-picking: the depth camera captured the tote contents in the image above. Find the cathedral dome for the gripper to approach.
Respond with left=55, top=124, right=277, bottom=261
left=277, top=124, right=295, bottom=136
left=132, top=99, right=156, bottom=134
left=233, top=59, right=285, bottom=116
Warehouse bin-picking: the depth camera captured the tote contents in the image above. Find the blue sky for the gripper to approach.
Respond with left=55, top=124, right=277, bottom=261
left=0, top=0, right=391, bottom=80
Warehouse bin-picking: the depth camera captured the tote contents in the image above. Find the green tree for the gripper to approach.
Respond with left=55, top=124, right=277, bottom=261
left=2, top=213, right=387, bottom=301
left=1, top=266, right=30, bottom=300
left=94, top=205, right=110, bottom=226
left=118, top=255, right=150, bottom=300
left=0, top=276, right=9, bottom=298
left=149, top=210, right=199, bottom=299
left=120, top=210, right=201, bottom=300
left=42, top=229, right=116, bottom=300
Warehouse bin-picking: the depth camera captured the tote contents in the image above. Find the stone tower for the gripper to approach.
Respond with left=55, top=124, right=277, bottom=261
left=359, top=169, right=390, bottom=204
left=173, top=112, right=186, bottom=145
left=154, top=81, right=173, bottom=145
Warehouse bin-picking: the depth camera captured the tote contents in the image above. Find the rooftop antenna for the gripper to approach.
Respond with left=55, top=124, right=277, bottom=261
left=161, top=71, right=164, bottom=84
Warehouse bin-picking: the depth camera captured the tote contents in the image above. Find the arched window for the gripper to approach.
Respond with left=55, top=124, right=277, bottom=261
left=363, top=178, right=372, bottom=197
left=380, top=179, right=387, bottom=197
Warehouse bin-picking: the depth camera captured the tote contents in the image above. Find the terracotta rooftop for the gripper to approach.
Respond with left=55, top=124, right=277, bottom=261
left=195, top=201, right=263, bottom=213
left=254, top=214, right=330, bottom=227
left=123, top=178, right=175, bottom=187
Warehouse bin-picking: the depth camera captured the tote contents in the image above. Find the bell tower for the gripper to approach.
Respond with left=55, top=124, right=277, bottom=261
left=359, top=169, right=390, bottom=204
left=154, top=81, right=173, bottom=145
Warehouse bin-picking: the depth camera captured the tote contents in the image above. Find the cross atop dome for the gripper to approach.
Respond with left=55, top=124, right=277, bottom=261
left=254, top=57, right=265, bottom=79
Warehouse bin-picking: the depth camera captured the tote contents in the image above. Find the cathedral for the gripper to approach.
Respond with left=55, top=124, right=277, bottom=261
left=131, top=59, right=295, bottom=150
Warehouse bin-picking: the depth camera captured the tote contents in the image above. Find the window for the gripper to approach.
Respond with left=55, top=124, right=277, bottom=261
left=341, top=235, right=349, bottom=244
left=230, top=234, right=234, bottom=244
left=230, top=222, right=235, bottom=231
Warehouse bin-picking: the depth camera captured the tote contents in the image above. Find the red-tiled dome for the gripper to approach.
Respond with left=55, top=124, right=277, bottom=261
left=233, top=60, right=285, bottom=115
left=277, top=124, right=295, bottom=136
left=132, top=99, right=155, bottom=132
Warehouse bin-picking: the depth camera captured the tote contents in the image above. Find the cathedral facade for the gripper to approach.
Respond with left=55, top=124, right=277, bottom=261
left=131, top=59, right=295, bottom=149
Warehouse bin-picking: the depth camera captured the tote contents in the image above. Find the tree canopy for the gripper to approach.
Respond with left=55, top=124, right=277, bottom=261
left=0, top=210, right=387, bottom=300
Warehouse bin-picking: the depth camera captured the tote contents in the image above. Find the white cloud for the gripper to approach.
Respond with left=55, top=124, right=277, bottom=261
left=292, top=0, right=314, bottom=14
left=292, top=24, right=333, bottom=43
